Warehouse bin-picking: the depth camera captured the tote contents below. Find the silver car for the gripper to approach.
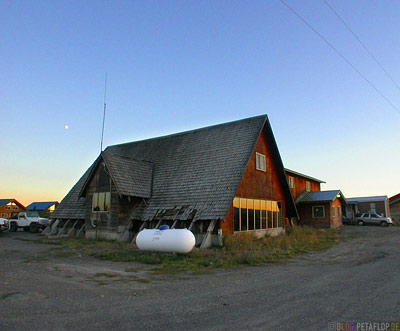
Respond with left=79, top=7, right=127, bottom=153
left=355, top=213, right=394, bottom=227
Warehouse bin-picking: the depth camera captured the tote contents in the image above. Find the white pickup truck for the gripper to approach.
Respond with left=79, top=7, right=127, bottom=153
left=9, top=211, right=49, bottom=233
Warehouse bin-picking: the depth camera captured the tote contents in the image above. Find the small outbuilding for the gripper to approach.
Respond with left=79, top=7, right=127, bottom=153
left=345, top=196, right=390, bottom=219
left=296, top=190, right=347, bottom=228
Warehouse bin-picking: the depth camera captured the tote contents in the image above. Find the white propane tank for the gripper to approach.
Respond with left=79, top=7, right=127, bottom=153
left=136, top=226, right=196, bottom=253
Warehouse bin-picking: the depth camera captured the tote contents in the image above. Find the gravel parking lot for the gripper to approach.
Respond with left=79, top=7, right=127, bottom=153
left=1, top=226, right=399, bottom=331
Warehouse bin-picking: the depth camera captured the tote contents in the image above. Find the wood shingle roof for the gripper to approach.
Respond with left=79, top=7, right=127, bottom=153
left=52, top=115, right=297, bottom=221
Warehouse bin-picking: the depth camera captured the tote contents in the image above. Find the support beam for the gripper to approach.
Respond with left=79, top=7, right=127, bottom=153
left=75, top=223, right=85, bottom=238
left=154, top=219, right=162, bottom=229
left=188, top=219, right=195, bottom=231
left=131, top=221, right=147, bottom=244
left=171, top=219, right=178, bottom=229
left=170, top=210, right=180, bottom=229
left=118, top=220, right=133, bottom=242
left=57, top=219, right=71, bottom=237
left=48, top=219, right=60, bottom=236
left=66, top=220, right=79, bottom=237
left=43, top=219, right=56, bottom=235
left=200, top=220, right=217, bottom=249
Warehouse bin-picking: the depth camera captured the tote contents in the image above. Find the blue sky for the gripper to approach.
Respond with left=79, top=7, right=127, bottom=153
left=1, top=0, right=399, bottom=205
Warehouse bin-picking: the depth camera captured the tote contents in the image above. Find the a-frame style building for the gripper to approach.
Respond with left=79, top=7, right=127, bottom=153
left=50, top=115, right=298, bottom=247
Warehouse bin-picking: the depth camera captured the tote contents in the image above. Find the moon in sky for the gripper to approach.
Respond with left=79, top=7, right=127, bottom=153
left=64, top=125, right=69, bottom=130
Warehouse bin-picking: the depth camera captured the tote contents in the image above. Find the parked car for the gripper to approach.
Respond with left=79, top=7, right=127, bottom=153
left=0, top=218, right=8, bottom=232
left=355, top=213, right=394, bottom=227
left=342, top=216, right=353, bottom=225
left=8, top=211, right=49, bottom=233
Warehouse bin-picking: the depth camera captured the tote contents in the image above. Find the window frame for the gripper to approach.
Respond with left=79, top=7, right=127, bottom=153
left=92, top=192, right=111, bottom=212
left=233, top=197, right=283, bottom=232
left=255, top=153, right=266, bottom=172
left=312, top=205, right=325, bottom=218
left=288, top=176, right=294, bottom=189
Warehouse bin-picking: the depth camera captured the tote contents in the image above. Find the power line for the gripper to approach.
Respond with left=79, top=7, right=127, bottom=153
left=279, top=0, right=400, bottom=115
left=323, top=0, right=400, bottom=92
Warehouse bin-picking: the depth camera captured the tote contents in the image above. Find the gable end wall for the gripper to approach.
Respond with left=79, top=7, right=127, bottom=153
left=221, top=131, right=286, bottom=234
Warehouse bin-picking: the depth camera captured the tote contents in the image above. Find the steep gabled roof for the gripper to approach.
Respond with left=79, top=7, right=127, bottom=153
left=0, top=199, right=26, bottom=209
left=51, top=163, right=94, bottom=219
left=0, top=199, right=13, bottom=208
left=79, top=152, right=153, bottom=199
left=297, top=190, right=347, bottom=204
left=52, top=115, right=298, bottom=221
left=26, top=201, right=58, bottom=211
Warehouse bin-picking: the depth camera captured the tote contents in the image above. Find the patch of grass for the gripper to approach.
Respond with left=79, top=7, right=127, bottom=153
left=1, top=292, right=20, bottom=300
left=5, top=249, right=22, bottom=253
left=94, top=273, right=117, bottom=278
left=23, top=257, right=48, bottom=263
left=54, top=251, right=74, bottom=258
left=125, top=267, right=143, bottom=273
left=33, top=239, right=63, bottom=245
left=48, top=227, right=340, bottom=274
left=134, top=278, right=151, bottom=283
left=344, top=231, right=367, bottom=240
left=13, top=238, right=63, bottom=245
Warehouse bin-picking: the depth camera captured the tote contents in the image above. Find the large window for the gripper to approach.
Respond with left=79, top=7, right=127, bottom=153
left=233, top=197, right=283, bottom=232
left=92, top=192, right=111, bottom=212
left=255, top=153, right=266, bottom=172
left=306, top=181, right=310, bottom=192
left=332, top=206, right=336, bottom=217
left=312, top=206, right=325, bottom=218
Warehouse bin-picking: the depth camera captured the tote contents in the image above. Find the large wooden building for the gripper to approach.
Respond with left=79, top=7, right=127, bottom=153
left=0, top=199, right=26, bottom=219
left=50, top=115, right=298, bottom=247
left=285, top=169, right=346, bottom=228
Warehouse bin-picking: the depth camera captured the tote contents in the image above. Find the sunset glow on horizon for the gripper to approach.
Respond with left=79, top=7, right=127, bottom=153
left=2, top=1, right=399, bottom=206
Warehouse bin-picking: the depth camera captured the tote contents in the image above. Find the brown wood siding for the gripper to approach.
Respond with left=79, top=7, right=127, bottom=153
left=297, top=202, right=330, bottom=228
left=0, top=200, right=26, bottom=219
left=286, top=174, right=321, bottom=201
left=356, top=200, right=388, bottom=216
left=390, top=200, right=400, bottom=221
left=297, top=198, right=342, bottom=229
left=330, top=198, right=342, bottom=228
left=221, top=132, right=286, bottom=234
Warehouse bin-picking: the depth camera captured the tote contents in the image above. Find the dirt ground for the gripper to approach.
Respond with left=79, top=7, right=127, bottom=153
left=1, top=225, right=399, bottom=330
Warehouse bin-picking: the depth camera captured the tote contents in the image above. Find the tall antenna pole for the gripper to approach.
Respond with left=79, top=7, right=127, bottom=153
left=100, top=72, right=107, bottom=152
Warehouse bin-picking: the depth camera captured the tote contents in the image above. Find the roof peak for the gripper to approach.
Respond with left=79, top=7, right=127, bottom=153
left=108, top=114, right=268, bottom=148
